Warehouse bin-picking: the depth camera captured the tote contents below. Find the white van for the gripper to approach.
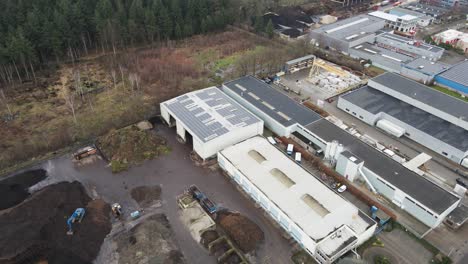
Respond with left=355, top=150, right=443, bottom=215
left=267, top=136, right=277, bottom=145
left=295, top=152, right=302, bottom=163
left=287, top=144, right=294, bottom=155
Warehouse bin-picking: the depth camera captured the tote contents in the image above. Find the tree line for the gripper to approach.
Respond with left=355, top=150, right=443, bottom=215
left=0, top=0, right=238, bottom=84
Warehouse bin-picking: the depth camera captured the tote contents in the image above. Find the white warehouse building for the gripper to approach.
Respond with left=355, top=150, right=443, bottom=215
left=337, top=72, right=468, bottom=166
left=160, top=87, right=263, bottom=160
left=218, top=136, right=377, bottom=264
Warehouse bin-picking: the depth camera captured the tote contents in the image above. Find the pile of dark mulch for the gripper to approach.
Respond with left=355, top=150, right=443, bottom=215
left=130, top=185, right=162, bottom=207
left=218, top=212, right=264, bottom=253
left=0, top=169, right=47, bottom=210
left=200, top=230, right=219, bottom=249
left=0, top=181, right=111, bottom=264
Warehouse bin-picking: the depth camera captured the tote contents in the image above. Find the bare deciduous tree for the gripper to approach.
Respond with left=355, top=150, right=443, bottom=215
left=0, top=89, right=12, bottom=117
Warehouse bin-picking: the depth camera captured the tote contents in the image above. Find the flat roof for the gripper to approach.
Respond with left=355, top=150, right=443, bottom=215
left=377, top=33, right=444, bottom=52
left=353, top=43, right=414, bottom=63
left=403, top=58, right=450, bottom=75
left=305, top=119, right=460, bottom=214
left=369, top=11, right=417, bottom=22
left=437, top=60, right=468, bottom=88
left=219, top=136, right=373, bottom=241
left=371, top=72, right=468, bottom=119
left=286, top=54, right=315, bottom=65
left=223, top=76, right=322, bottom=127
left=312, top=15, right=384, bottom=39
left=162, top=87, right=261, bottom=142
left=342, top=86, right=468, bottom=151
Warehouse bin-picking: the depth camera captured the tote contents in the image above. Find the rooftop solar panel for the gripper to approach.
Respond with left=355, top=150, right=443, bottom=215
left=163, top=87, right=261, bottom=142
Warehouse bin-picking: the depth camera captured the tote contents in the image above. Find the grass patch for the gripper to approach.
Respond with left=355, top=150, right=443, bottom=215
left=430, top=85, right=468, bottom=102
left=291, top=250, right=317, bottom=264
left=97, top=125, right=169, bottom=173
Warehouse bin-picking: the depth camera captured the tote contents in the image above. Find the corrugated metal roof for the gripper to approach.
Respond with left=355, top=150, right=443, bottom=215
left=437, top=60, right=468, bottom=88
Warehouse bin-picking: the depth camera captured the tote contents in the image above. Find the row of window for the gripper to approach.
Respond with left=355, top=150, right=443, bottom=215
left=405, top=196, right=436, bottom=217
left=344, top=108, right=363, bottom=119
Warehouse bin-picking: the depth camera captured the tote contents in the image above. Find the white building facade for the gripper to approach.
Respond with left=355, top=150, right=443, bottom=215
left=160, top=87, right=263, bottom=159
left=218, top=137, right=376, bottom=264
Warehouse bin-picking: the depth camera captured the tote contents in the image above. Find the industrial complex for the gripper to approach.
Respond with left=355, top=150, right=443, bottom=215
left=338, top=72, right=468, bottom=166
left=160, top=87, right=264, bottom=160
left=222, top=74, right=462, bottom=228
left=218, top=136, right=377, bottom=263
left=309, top=15, right=386, bottom=53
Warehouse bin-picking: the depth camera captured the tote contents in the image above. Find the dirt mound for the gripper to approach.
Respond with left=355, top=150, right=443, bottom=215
left=0, top=181, right=111, bottom=264
left=0, top=169, right=47, bottom=210
left=115, top=214, right=185, bottom=264
left=96, top=125, right=170, bottom=173
left=200, top=230, right=219, bottom=248
left=130, top=185, right=162, bottom=207
left=218, top=212, right=264, bottom=253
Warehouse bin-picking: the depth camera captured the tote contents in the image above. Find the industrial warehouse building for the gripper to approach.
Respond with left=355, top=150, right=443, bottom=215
left=160, top=87, right=263, bottom=160
left=400, top=57, right=450, bottom=84
left=222, top=76, right=461, bottom=227
left=302, top=119, right=461, bottom=228
left=223, top=76, right=322, bottom=137
left=337, top=73, right=468, bottom=166
left=368, top=11, right=418, bottom=34
left=218, top=136, right=377, bottom=264
left=375, top=32, right=444, bottom=61
left=309, top=15, right=385, bottom=53
left=434, top=60, right=468, bottom=95
left=350, top=42, right=413, bottom=73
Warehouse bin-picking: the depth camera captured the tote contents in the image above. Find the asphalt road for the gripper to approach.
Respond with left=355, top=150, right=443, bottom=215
left=24, top=124, right=293, bottom=264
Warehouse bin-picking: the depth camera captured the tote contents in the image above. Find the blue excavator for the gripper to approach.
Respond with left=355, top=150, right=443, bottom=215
left=66, top=208, right=86, bottom=235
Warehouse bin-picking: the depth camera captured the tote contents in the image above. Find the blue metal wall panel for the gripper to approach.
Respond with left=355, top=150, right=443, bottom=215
left=435, top=76, right=468, bottom=94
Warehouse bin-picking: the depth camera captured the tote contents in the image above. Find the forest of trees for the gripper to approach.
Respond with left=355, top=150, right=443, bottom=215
left=0, top=0, right=240, bottom=84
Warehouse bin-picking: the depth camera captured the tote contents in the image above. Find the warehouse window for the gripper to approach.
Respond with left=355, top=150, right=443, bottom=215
left=359, top=115, right=363, bottom=119
left=270, top=168, right=295, bottom=188
left=345, top=108, right=350, bottom=112
left=352, top=112, right=356, bottom=115
left=248, top=150, right=267, bottom=163
left=302, top=194, right=330, bottom=217
left=442, top=152, right=448, bottom=156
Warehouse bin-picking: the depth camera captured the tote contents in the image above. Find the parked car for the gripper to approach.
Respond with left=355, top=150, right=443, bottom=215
left=337, top=185, right=347, bottom=193
left=267, top=136, right=277, bottom=145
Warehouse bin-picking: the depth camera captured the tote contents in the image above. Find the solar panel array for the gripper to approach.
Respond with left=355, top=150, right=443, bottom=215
left=164, top=87, right=260, bottom=142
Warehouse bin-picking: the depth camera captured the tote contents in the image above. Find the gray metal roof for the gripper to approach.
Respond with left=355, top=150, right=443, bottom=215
left=311, top=15, right=384, bottom=40
left=286, top=54, right=315, bottom=65
left=371, top=72, right=468, bottom=119
left=352, top=42, right=414, bottom=63
left=403, top=58, right=450, bottom=75
left=377, top=33, right=444, bottom=53
left=436, top=60, right=468, bottom=88
left=305, top=119, right=460, bottom=214
left=223, top=76, right=322, bottom=127
left=163, top=87, right=261, bottom=143
left=342, top=86, right=468, bottom=151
